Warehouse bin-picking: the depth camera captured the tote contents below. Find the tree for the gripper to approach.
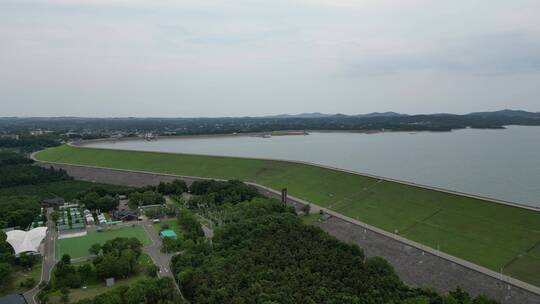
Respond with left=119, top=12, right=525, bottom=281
left=128, top=191, right=165, bottom=209
left=0, top=262, right=12, bottom=288
left=78, top=263, right=94, bottom=283
left=120, top=249, right=137, bottom=275
left=146, top=265, right=159, bottom=277
left=95, top=253, right=121, bottom=279
left=162, top=237, right=182, bottom=253
left=157, top=179, right=187, bottom=195
left=0, top=196, right=41, bottom=229
left=89, top=243, right=101, bottom=256
left=17, top=253, right=38, bottom=268
left=101, top=237, right=142, bottom=258
left=81, top=192, right=100, bottom=210
left=97, top=195, right=119, bottom=211
left=302, top=203, right=311, bottom=215
left=144, top=206, right=164, bottom=219
left=177, top=209, right=204, bottom=241
left=0, top=231, right=14, bottom=264
left=61, top=254, right=71, bottom=265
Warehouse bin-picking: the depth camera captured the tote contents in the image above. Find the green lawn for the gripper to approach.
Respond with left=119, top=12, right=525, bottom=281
left=55, top=225, right=151, bottom=259
left=301, top=213, right=323, bottom=225
left=37, top=144, right=540, bottom=286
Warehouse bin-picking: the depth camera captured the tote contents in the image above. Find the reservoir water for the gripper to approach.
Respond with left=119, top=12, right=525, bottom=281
left=86, top=126, right=540, bottom=208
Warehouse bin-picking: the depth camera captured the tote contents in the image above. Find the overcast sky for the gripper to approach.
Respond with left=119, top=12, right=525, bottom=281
left=1, top=0, right=539, bottom=117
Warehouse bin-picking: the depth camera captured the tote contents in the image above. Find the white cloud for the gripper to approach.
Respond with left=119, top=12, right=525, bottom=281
left=0, top=0, right=539, bottom=116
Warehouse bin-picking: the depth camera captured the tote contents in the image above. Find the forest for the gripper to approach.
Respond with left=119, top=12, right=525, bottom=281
left=171, top=183, right=498, bottom=304
left=0, top=152, right=70, bottom=228
left=0, top=136, right=60, bottom=153
left=74, top=277, right=180, bottom=304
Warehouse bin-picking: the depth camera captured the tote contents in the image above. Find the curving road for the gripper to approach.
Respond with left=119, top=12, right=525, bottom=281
left=24, top=208, right=56, bottom=304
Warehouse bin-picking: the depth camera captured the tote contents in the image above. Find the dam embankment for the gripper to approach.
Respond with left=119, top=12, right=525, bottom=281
left=35, top=161, right=540, bottom=304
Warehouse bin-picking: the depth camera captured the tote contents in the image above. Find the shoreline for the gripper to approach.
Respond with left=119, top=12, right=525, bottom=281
left=73, top=128, right=459, bottom=146
left=69, top=135, right=539, bottom=212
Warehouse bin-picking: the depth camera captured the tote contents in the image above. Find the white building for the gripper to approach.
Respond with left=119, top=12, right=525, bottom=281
left=6, top=227, right=47, bottom=255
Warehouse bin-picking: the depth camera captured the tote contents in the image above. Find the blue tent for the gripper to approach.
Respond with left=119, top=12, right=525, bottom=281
left=159, top=230, right=177, bottom=238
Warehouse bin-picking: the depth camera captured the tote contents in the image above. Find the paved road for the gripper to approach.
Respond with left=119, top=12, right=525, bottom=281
left=142, top=221, right=175, bottom=279
left=141, top=220, right=189, bottom=303
left=24, top=208, right=56, bottom=304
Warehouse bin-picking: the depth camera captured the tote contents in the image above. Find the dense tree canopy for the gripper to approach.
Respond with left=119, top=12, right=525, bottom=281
left=53, top=254, right=92, bottom=289
left=0, top=136, right=60, bottom=153
left=74, top=277, right=181, bottom=304
left=157, top=180, right=187, bottom=195
left=177, top=209, right=204, bottom=241
left=81, top=192, right=119, bottom=212
left=0, top=151, right=34, bottom=166
left=0, top=165, right=71, bottom=189
left=188, top=180, right=260, bottom=208
left=91, top=237, right=143, bottom=280
left=76, top=185, right=132, bottom=199
left=172, top=198, right=497, bottom=304
left=0, top=231, right=13, bottom=265
left=128, top=191, right=165, bottom=209
left=0, top=195, right=41, bottom=228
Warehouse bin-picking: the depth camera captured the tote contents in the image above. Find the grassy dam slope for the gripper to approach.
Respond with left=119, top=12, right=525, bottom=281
left=36, top=144, right=540, bottom=286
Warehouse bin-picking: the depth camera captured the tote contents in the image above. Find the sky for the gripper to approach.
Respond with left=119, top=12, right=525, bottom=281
left=1, top=0, right=540, bottom=117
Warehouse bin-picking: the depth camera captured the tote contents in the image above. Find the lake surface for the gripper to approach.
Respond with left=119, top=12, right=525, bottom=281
left=86, top=126, right=540, bottom=208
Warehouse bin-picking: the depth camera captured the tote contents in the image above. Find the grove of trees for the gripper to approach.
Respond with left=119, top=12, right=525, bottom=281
left=128, top=191, right=165, bottom=209
left=75, top=277, right=181, bottom=304
left=172, top=185, right=498, bottom=304
left=91, top=237, right=144, bottom=280
left=188, top=179, right=260, bottom=209
left=157, top=180, right=187, bottom=195
left=0, top=196, right=41, bottom=229
left=80, top=192, right=119, bottom=212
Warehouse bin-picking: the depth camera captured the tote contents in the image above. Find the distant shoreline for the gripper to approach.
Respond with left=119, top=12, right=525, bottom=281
left=72, top=125, right=520, bottom=147
left=74, top=128, right=453, bottom=146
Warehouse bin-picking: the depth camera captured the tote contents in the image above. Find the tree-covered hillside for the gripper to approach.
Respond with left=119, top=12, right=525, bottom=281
left=172, top=197, right=496, bottom=304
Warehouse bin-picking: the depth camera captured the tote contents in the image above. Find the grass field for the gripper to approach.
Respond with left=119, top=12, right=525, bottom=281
left=37, top=144, right=540, bottom=286
left=55, top=225, right=151, bottom=259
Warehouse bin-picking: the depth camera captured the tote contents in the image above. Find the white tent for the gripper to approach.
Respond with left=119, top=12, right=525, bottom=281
left=6, top=227, right=47, bottom=255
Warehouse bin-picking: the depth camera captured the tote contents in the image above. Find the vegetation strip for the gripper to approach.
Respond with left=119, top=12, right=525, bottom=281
left=35, top=144, right=540, bottom=288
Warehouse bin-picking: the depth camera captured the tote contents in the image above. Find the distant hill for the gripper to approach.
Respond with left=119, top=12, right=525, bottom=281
left=1, top=109, right=539, bottom=135
left=355, top=111, right=406, bottom=118
left=264, top=112, right=332, bottom=118
left=265, top=111, right=406, bottom=119
left=469, top=109, right=540, bottom=118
